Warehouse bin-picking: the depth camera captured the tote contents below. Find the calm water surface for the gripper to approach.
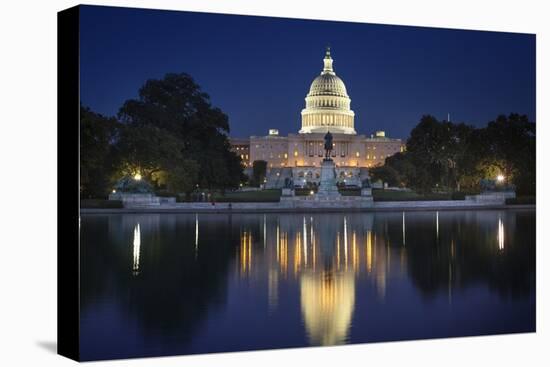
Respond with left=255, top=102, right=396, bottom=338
left=80, top=210, right=535, bottom=360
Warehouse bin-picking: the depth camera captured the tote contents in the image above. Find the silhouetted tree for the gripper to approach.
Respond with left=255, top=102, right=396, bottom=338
left=117, top=73, right=243, bottom=191
left=480, top=114, right=535, bottom=195
left=251, top=160, right=268, bottom=187
left=373, top=113, right=535, bottom=195
left=80, top=105, right=120, bottom=198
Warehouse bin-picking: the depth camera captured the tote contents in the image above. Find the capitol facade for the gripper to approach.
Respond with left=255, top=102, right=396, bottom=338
left=230, top=48, right=403, bottom=188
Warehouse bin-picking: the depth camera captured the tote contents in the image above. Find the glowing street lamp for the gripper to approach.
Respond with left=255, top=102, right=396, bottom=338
left=496, top=175, right=505, bottom=183
left=134, top=173, right=142, bottom=181
left=310, top=190, right=314, bottom=195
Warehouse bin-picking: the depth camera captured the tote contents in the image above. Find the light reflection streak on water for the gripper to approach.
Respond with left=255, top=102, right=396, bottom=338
left=195, top=214, right=199, bottom=258
left=344, top=217, right=348, bottom=269
left=303, top=217, right=308, bottom=266
left=240, top=231, right=252, bottom=275
left=498, top=216, right=505, bottom=251
left=366, top=230, right=373, bottom=273
left=132, top=223, right=141, bottom=275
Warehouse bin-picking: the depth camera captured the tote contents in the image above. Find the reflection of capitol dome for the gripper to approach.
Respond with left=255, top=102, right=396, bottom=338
left=300, top=270, right=355, bottom=346
left=300, top=47, right=356, bottom=135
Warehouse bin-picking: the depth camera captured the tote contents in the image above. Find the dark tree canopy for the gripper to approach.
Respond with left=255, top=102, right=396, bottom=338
left=482, top=114, right=535, bottom=195
left=80, top=73, right=244, bottom=198
left=116, top=73, right=243, bottom=192
left=80, top=106, right=120, bottom=198
left=376, top=114, right=535, bottom=195
left=251, top=160, right=268, bottom=187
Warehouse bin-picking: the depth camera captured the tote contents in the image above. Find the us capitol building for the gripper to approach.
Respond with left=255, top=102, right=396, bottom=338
left=230, top=47, right=403, bottom=188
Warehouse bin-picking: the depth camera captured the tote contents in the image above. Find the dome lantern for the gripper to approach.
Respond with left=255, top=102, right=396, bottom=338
left=322, top=46, right=335, bottom=75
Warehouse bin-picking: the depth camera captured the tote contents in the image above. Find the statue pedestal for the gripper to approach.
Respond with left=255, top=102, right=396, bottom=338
left=316, top=159, right=341, bottom=199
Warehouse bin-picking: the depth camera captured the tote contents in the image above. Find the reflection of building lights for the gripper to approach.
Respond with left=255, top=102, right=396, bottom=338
left=303, top=217, right=308, bottom=265
left=268, top=269, right=279, bottom=312
left=336, top=233, right=341, bottom=268
left=376, top=268, right=386, bottom=300
left=366, top=230, right=373, bottom=273
left=352, top=232, right=359, bottom=270
left=294, top=232, right=302, bottom=275
left=343, top=217, right=348, bottom=268
left=134, top=173, right=142, bottom=181
left=280, top=232, right=288, bottom=274
left=240, top=231, right=253, bottom=275
left=300, top=270, right=355, bottom=346
left=498, top=217, right=504, bottom=250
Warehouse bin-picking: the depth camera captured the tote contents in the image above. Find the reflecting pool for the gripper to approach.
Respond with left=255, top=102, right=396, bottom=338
left=79, top=210, right=535, bottom=360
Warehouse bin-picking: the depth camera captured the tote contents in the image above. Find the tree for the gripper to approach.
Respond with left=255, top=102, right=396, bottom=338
left=404, top=115, right=485, bottom=193
left=114, top=125, right=182, bottom=179
left=369, top=152, right=416, bottom=188
left=80, top=105, right=120, bottom=198
left=117, top=73, right=243, bottom=191
left=481, top=114, right=535, bottom=195
left=164, top=161, right=199, bottom=194
left=251, top=160, right=267, bottom=187
left=378, top=113, right=535, bottom=195
left=405, top=115, right=452, bottom=192
left=368, top=165, right=400, bottom=187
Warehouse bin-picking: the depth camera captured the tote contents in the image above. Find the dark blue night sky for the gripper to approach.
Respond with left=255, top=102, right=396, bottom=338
left=79, top=5, right=535, bottom=139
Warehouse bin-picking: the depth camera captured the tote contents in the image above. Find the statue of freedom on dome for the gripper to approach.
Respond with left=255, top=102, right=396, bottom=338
left=324, top=131, right=333, bottom=160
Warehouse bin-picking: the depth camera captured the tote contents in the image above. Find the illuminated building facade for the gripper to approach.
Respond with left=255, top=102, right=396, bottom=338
left=230, top=47, right=403, bottom=187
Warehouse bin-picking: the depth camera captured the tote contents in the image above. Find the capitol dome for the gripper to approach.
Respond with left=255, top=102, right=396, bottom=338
left=300, top=47, right=356, bottom=135
left=308, top=73, right=348, bottom=97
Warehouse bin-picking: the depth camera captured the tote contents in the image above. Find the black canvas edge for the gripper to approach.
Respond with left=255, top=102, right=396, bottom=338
left=57, top=5, right=81, bottom=362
